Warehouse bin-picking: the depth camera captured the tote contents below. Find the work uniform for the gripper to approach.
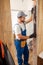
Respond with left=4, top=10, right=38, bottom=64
left=14, top=22, right=29, bottom=65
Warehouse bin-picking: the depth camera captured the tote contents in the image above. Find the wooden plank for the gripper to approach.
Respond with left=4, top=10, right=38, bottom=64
left=0, top=0, right=16, bottom=64
left=37, top=0, right=43, bottom=55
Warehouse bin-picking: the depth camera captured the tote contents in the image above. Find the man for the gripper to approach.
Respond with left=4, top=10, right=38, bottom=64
left=14, top=11, right=35, bottom=65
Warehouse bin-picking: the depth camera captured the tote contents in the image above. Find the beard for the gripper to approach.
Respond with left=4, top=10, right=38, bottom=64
left=22, top=21, right=25, bottom=23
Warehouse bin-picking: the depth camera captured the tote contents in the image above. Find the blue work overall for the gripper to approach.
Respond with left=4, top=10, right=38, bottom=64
left=14, top=24, right=29, bottom=65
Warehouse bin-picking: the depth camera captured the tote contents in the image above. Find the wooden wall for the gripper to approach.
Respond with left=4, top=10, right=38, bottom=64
left=0, top=0, right=16, bottom=64
left=37, top=0, right=43, bottom=55
left=0, top=0, right=12, bottom=45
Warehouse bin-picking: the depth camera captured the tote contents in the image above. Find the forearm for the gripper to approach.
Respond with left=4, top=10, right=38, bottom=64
left=17, top=34, right=29, bottom=40
left=25, top=16, right=32, bottom=24
left=17, top=33, right=36, bottom=40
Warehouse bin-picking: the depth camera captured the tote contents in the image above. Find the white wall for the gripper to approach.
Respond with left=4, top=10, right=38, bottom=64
left=10, top=0, right=33, bottom=11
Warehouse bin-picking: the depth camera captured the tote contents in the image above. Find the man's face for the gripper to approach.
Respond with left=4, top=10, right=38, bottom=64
left=19, top=16, right=25, bottom=22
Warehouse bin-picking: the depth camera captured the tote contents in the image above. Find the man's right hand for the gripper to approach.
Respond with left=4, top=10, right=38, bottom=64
left=29, top=33, right=36, bottom=38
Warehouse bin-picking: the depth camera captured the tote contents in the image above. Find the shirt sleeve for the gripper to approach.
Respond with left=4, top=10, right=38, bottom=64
left=14, top=25, right=21, bottom=35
